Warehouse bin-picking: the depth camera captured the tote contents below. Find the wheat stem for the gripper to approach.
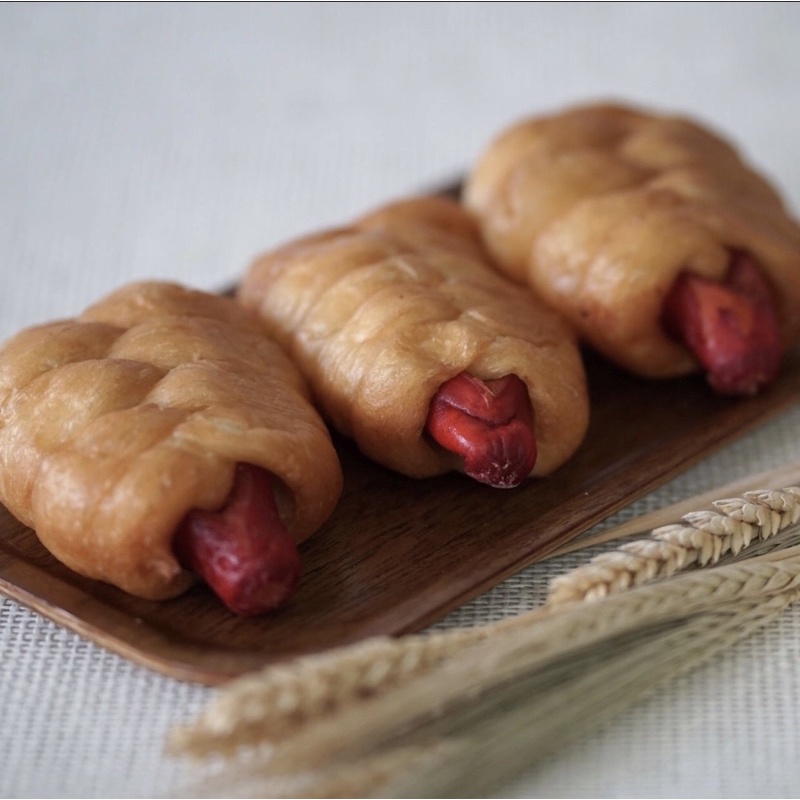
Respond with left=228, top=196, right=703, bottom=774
left=379, top=592, right=797, bottom=799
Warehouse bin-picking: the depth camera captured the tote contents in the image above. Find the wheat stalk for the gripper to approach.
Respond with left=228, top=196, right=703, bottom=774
left=379, top=591, right=796, bottom=799
left=168, top=484, right=800, bottom=798
left=171, top=546, right=800, bottom=798
left=547, top=486, right=800, bottom=607
left=169, top=484, right=800, bottom=761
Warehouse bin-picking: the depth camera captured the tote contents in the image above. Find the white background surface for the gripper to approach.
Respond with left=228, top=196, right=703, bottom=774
left=3, top=3, right=800, bottom=797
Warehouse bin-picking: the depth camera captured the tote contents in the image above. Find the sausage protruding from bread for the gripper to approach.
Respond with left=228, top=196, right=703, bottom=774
left=660, top=252, right=784, bottom=395
left=174, top=464, right=301, bottom=615
left=425, top=372, right=536, bottom=488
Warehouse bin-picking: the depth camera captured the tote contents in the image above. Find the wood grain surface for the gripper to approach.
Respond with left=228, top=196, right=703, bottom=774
left=2, top=346, right=799, bottom=685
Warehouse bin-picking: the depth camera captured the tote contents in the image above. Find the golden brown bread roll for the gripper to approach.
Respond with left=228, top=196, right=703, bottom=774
left=464, top=102, right=800, bottom=390
left=237, top=196, right=589, bottom=482
left=0, top=281, right=343, bottom=605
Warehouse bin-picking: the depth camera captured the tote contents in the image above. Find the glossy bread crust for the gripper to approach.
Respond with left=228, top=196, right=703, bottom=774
left=0, top=281, right=343, bottom=600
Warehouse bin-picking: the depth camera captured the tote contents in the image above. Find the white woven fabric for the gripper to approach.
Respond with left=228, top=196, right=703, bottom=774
left=2, top=4, right=800, bottom=797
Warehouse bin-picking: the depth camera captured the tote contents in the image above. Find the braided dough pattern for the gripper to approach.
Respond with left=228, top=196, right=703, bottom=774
left=0, top=281, right=342, bottom=600
left=464, top=102, right=800, bottom=378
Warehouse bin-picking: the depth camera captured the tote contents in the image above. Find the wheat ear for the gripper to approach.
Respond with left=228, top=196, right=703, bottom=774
left=547, top=486, right=800, bottom=607
left=549, top=460, right=800, bottom=557
left=168, top=625, right=492, bottom=757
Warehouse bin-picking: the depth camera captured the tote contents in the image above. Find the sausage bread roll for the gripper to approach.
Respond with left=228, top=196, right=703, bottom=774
left=238, top=196, right=589, bottom=487
left=464, top=102, right=800, bottom=395
left=0, top=281, right=343, bottom=615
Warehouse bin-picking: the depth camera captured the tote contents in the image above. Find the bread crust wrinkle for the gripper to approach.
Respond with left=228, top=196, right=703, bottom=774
left=464, top=102, right=800, bottom=378
left=238, top=196, right=589, bottom=480
left=0, top=281, right=343, bottom=600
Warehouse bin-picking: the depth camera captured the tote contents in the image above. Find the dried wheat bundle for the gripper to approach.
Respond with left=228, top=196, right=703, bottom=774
left=170, top=544, right=800, bottom=798
left=168, top=482, right=800, bottom=798
left=170, top=481, right=800, bottom=761
left=547, top=486, right=800, bottom=607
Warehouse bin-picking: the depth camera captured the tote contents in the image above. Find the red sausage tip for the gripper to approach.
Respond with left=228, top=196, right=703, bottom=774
left=426, top=372, right=537, bottom=488
left=173, top=464, right=301, bottom=616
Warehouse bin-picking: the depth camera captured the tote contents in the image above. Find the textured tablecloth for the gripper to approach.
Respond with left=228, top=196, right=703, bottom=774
left=3, top=4, right=800, bottom=797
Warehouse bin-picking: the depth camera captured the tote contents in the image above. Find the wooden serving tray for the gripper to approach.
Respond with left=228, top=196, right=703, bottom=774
left=2, top=346, right=800, bottom=685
